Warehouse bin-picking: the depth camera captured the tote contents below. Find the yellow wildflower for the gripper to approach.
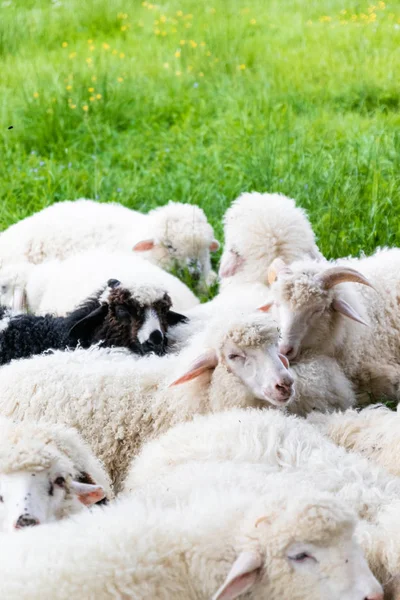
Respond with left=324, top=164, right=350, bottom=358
left=87, top=39, right=93, bottom=44
left=319, top=15, right=331, bottom=22
left=89, top=96, right=95, bottom=102
left=161, top=31, right=167, bottom=36
left=103, top=43, right=110, bottom=50
left=62, top=42, right=68, bottom=48
left=180, top=40, right=186, bottom=45
left=238, top=64, right=246, bottom=70
left=86, top=57, right=92, bottom=64
left=160, top=15, right=166, bottom=22
left=96, top=94, right=102, bottom=99
left=33, top=92, right=39, bottom=98
left=175, top=71, right=181, bottom=76
left=92, top=76, right=97, bottom=82
left=175, top=50, right=181, bottom=57
left=70, top=104, right=76, bottom=109
left=83, top=105, right=89, bottom=111
left=90, top=45, right=95, bottom=51
left=340, top=9, right=347, bottom=14
left=120, top=53, right=125, bottom=58
left=155, top=29, right=161, bottom=34
left=378, top=1, right=385, bottom=8
left=184, top=14, right=193, bottom=19
left=171, top=27, right=177, bottom=32
left=250, top=18, right=256, bottom=24
left=69, top=52, right=77, bottom=58
left=122, top=13, right=128, bottom=19
left=206, top=50, right=211, bottom=56
left=88, top=87, right=95, bottom=92
left=176, top=10, right=183, bottom=16
left=163, top=62, right=169, bottom=68
left=306, top=19, right=313, bottom=25
left=210, top=7, right=216, bottom=14
left=199, top=71, right=204, bottom=77
left=121, top=25, right=127, bottom=31
left=187, top=65, right=193, bottom=71
left=117, top=77, right=124, bottom=82
left=112, top=49, right=118, bottom=55
left=66, top=85, right=72, bottom=90
left=185, top=22, right=191, bottom=28
left=154, top=19, right=159, bottom=24
left=142, top=2, right=147, bottom=6
left=190, top=40, right=197, bottom=47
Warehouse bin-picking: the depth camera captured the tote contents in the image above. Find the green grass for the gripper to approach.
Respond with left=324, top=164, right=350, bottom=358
left=1, top=0, right=400, bottom=293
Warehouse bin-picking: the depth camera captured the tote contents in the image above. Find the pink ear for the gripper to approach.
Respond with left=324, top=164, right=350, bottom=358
left=267, top=258, right=291, bottom=284
left=210, top=240, right=220, bottom=252
left=169, top=350, right=218, bottom=386
left=332, top=298, right=369, bottom=326
left=212, top=551, right=263, bottom=600
left=219, top=251, right=244, bottom=278
left=70, top=481, right=105, bottom=506
left=279, top=353, right=289, bottom=368
left=132, top=239, right=155, bottom=252
left=257, top=302, right=273, bottom=313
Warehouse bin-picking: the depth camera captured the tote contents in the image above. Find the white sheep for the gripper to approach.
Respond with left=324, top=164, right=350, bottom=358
left=125, top=407, right=400, bottom=587
left=0, top=311, right=296, bottom=490
left=0, top=199, right=220, bottom=288
left=308, top=405, right=400, bottom=478
left=262, top=247, right=400, bottom=402
left=0, top=476, right=382, bottom=600
left=0, top=250, right=199, bottom=315
left=218, top=192, right=323, bottom=289
left=0, top=417, right=112, bottom=532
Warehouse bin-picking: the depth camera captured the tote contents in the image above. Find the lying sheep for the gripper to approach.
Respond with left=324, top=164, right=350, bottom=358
left=308, top=405, right=400, bottom=478
left=0, top=311, right=296, bottom=489
left=0, top=474, right=382, bottom=600
left=0, top=199, right=220, bottom=289
left=0, top=279, right=186, bottom=365
left=0, top=250, right=199, bottom=315
left=218, top=192, right=323, bottom=289
left=262, top=247, right=400, bottom=402
left=125, top=407, right=400, bottom=587
left=0, top=416, right=112, bottom=532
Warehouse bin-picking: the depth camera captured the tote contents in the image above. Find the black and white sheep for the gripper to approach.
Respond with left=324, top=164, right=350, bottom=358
left=0, top=279, right=187, bottom=365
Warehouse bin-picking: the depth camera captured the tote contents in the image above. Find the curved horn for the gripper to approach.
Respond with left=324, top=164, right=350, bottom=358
left=318, top=267, right=374, bottom=291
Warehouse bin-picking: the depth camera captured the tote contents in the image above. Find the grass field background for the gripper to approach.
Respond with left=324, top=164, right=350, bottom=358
left=1, top=0, right=400, bottom=279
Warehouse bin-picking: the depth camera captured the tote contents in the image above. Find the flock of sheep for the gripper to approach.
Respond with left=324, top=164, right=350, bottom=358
left=0, top=192, right=399, bottom=598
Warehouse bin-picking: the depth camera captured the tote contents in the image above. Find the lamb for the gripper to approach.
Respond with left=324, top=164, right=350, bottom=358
left=0, top=250, right=199, bottom=315
left=308, top=405, right=400, bottom=478
left=0, top=476, right=382, bottom=600
left=0, top=311, right=297, bottom=489
left=262, top=247, right=400, bottom=402
left=0, top=279, right=187, bottom=365
left=124, top=407, right=400, bottom=587
left=218, top=192, right=323, bottom=289
left=0, top=199, right=220, bottom=289
left=0, top=416, right=112, bottom=533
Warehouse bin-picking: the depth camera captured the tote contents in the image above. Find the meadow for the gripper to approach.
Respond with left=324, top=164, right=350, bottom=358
left=0, top=0, right=400, bottom=282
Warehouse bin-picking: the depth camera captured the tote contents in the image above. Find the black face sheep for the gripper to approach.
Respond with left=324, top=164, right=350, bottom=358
left=0, top=279, right=187, bottom=365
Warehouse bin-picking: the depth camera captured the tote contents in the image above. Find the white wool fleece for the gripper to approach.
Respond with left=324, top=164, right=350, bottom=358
left=219, top=192, right=323, bottom=289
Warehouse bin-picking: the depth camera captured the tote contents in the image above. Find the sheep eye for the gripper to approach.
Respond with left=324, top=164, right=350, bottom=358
left=54, top=476, right=66, bottom=487
left=228, top=353, right=243, bottom=361
left=0, top=495, right=3, bottom=503
left=165, top=242, right=176, bottom=253
left=289, top=552, right=316, bottom=563
left=0, top=285, right=7, bottom=293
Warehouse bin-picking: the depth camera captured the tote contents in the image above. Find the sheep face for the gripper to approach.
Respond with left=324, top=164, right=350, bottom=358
left=263, top=259, right=372, bottom=361
left=214, top=501, right=382, bottom=600
left=0, top=468, right=104, bottom=533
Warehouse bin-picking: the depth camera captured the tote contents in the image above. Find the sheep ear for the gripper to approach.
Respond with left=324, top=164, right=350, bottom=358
left=210, top=240, right=220, bottom=252
left=12, top=286, right=28, bottom=312
left=212, top=551, right=263, bottom=600
left=257, top=302, right=273, bottom=313
left=169, top=350, right=218, bottom=386
left=68, top=304, right=109, bottom=341
left=70, top=481, right=105, bottom=506
left=332, top=298, right=369, bottom=326
left=219, top=251, right=244, bottom=278
left=267, top=258, right=291, bottom=284
left=279, top=353, right=289, bottom=368
left=132, top=239, right=155, bottom=252
left=166, top=310, right=189, bottom=326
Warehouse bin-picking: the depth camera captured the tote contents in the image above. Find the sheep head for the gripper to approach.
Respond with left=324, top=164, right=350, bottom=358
left=213, top=492, right=382, bottom=600
left=132, top=202, right=219, bottom=291
left=260, top=258, right=374, bottom=361
left=68, top=280, right=188, bottom=356
left=169, top=312, right=294, bottom=407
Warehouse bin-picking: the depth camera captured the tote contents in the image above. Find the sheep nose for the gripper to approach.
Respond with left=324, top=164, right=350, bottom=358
left=279, top=344, right=295, bottom=359
left=15, top=515, right=40, bottom=529
left=148, top=330, right=163, bottom=346
left=364, top=594, right=384, bottom=600
left=275, top=382, right=293, bottom=400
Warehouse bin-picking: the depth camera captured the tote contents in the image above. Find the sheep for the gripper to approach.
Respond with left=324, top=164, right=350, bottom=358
left=0, top=311, right=297, bottom=489
left=124, top=407, right=400, bottom=587
left=0, top=476, right=382, bottom=600
left=262, top=247, right=400, bottom=402
left=218, top=192, right=323, bottom=289
left=0, top=250, right=199, bottom=316
left=0, top=199, right=220, bottom=289
left=0, top=279, right=187, bottom=365
left=0, top=416, right=112, bottom=533
left=308, top=405, right=400, bottom=478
